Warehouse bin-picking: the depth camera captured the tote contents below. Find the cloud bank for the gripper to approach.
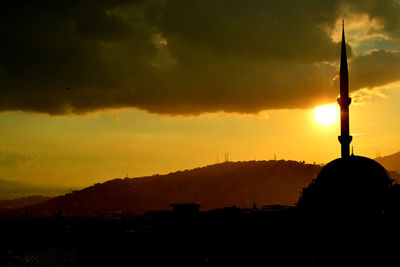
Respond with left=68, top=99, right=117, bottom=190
left=1, top=0, right=400, bottom=115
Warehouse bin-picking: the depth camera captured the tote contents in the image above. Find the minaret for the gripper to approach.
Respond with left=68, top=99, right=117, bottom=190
left=337, top=21, right=352, bottom=158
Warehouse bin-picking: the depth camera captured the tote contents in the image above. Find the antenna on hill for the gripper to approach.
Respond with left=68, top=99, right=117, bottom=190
left=274, top=153, right=277, bottom=161
left=376, top=149, right=381, bottom=158
left=224, top=152, right=230, bottom=162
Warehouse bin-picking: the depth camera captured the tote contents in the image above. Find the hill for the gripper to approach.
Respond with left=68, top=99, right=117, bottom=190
left=4, top=160, right=323, bottom=217
left=376, top=151, right=400, bottom=173
left=0, top=196, right=50, bottom=211
left=0, top=179, right=73, bottom=200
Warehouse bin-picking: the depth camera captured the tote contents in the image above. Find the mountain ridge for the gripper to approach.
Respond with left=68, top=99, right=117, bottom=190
left=4, top=157, right=400, bottom=218
left=3, top=160, right=322, bottom=217
left=376, top=151, right=400, bottom=173
left=0, top=179, right=74, bottom=201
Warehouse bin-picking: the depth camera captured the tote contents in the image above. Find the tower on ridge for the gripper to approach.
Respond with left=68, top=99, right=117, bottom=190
left=337, top=20, right=352, bottom=158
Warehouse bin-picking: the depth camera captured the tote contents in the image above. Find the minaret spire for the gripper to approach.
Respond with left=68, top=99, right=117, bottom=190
left=337, top=20, right=352, bottom=158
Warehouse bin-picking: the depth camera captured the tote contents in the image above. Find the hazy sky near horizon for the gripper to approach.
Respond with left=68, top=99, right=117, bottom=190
left=1, top=0, right=400, bottom=186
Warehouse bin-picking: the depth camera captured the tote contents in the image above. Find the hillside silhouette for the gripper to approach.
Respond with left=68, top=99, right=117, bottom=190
left=376, top=151, right=400, bottom=173
left=0, top=179, right=72, bottom=200
left=3, top=160, right=322, bottom=217
left=0, top=196, right=50, bottom=211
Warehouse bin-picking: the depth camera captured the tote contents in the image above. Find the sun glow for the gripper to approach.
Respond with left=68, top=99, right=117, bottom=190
left=314, top=104, right=339, bottom=126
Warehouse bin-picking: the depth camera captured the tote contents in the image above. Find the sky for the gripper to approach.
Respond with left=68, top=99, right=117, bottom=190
left=1, top=0, right=400, bottom=187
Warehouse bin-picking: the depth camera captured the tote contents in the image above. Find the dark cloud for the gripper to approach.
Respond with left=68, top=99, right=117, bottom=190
left=145, top=0, right=342, bottom=62
left=347, top=0, right=400, bottom=39
left=0, top=0, right=399, bottom=115
left=350, top=50, right=400, bottom=90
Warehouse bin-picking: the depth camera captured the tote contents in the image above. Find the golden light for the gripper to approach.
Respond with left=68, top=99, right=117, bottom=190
left=314, top=104, right=339, bottom=126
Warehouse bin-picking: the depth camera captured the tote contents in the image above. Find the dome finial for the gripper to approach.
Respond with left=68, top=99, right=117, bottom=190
left=351, top=146, right=354, bottom=156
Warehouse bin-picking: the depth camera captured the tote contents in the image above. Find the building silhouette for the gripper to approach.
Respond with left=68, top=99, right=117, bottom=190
left=298, top=22, right=394, bottom=215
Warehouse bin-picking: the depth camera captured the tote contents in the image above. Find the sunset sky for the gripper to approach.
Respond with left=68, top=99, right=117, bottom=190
left=1, top=0, right=400, bottom=187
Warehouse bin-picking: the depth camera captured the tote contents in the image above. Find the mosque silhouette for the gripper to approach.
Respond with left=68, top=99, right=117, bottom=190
left=298, top=22, right=395, bottom=215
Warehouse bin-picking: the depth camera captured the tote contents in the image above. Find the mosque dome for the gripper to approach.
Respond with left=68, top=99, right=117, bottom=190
left=298, top=155, right=393, bottom=215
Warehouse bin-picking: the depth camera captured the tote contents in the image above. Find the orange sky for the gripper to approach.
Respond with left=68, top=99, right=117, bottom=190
left=1, top=83, right=400, bottom=187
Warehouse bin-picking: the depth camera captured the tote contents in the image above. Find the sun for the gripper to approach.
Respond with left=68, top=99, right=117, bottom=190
left=314, top=104, right=339, bottom=126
